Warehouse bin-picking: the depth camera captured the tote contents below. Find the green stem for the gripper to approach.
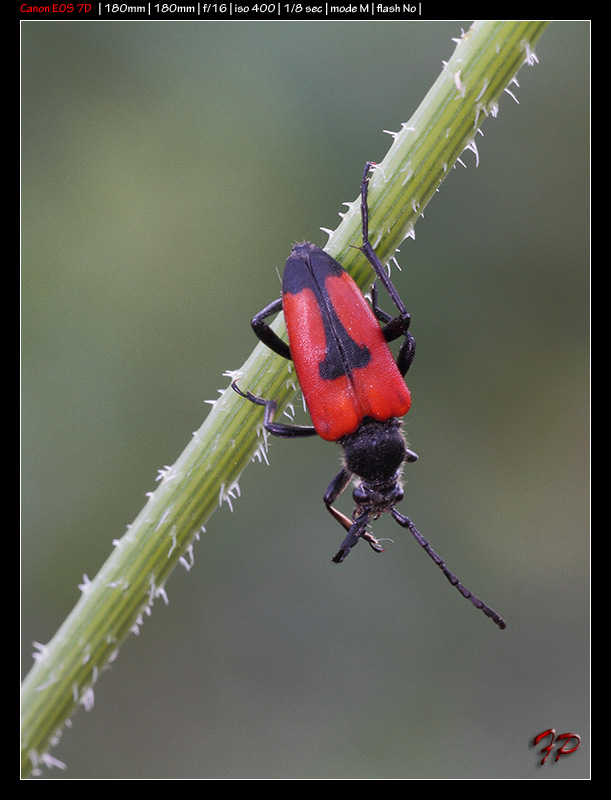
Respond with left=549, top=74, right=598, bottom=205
left=21, top=20, right=549, bottom=778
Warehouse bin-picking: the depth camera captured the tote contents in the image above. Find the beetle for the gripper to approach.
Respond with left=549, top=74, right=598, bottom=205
left=233, top=162, right=506, bottom=629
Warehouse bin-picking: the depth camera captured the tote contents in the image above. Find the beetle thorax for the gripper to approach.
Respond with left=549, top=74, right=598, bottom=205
left=341, top=416, right=407, bottom=484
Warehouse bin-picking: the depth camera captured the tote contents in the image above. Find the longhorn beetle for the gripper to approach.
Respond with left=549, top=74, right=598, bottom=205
left=233, top=162, right=506, bottom=629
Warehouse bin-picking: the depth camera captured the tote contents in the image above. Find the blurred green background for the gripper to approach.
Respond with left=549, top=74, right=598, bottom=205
left=21, top=21, right=589, bottom=779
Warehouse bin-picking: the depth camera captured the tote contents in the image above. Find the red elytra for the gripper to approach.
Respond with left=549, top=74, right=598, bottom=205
left=282, top=242, right=411, bottom=441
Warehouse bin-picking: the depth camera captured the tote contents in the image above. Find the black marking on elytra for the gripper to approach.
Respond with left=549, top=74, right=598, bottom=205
left=283, top=243, right=371, bottom=381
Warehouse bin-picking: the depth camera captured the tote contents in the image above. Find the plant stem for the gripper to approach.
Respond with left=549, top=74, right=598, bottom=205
left=21, top=20, right=549, bottom=778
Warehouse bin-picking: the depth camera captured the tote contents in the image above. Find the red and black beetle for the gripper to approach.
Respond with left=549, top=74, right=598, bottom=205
left=233, top=163, right=505, bottom=629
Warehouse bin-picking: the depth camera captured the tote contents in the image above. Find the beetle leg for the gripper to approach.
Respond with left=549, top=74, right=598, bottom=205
left=331, top=511, right=384, bottom=563
left=359, top=162, right=408, bottom=316
left=370, top=283, right=416, bottom=377
left=323, top=467, right=353, bottom=531
left=231, top=382, right=317, bottom=438
left=324, top=469, right=384, bottom=562
left=251, top=298, right=292, bottom=360
left=360, top=164, right=416, bottom=377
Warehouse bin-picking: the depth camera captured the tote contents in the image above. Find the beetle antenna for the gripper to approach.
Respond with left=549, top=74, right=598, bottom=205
left=391, top=509, right=507, bottom=629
